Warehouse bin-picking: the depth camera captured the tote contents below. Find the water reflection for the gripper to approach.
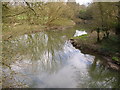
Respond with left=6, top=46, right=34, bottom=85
left=9, top=41, right=96, bottom=88
left=77, top=58, right=120, bottom=88
left=2, top=27, right=120, bottom=88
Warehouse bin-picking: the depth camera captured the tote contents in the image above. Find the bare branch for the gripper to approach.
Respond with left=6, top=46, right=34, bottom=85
left=24, top=0, right=37, bottom=16
left=3, top=10, right=28, bottom=18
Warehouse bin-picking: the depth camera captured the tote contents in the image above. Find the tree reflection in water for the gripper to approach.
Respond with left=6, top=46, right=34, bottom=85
left=2, top=29, right=75, bottom=87
left=2, top=28, right=120, bottom=88
left=76, top=57, right=120, bottom=88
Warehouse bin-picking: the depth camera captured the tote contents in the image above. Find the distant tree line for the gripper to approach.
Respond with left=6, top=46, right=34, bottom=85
left=2, top=1, right=120, bottom=42
left=77, top=2, right=120, bottom=42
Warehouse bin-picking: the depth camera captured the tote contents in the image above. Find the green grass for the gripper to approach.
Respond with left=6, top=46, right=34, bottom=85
left=100, top=36, right=120, bottom=54
left=72, top=31, right=120, bottom=60
left=71, top=34, right=88, bottom=40
left=3, top=18, right=75, bottom=40
left=51, top=18, right=75, bottom=26
left=16, top=15, right=27, bottom=20
left=2, top=24, right=44, bottom=40
left=112, top=56, right=120, bottom=62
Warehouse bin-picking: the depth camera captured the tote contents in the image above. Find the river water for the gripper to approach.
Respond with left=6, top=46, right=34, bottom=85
left=2, top=26, right=120, bottom=88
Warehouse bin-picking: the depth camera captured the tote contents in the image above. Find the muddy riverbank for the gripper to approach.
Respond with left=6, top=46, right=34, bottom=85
left=70, top=38, right=120, bottom=71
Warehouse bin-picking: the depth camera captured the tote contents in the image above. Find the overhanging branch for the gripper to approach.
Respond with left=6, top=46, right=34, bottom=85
left=24, top=0, right=37, bottom=16
left=3, top=10, right=28, bottom=18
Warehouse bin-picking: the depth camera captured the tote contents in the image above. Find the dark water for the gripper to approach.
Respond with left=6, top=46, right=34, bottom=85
left=2, top=26, right=120, bottom=88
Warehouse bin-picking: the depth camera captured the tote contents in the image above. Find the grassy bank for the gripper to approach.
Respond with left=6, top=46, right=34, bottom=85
left=3, top=19, right=75, bottom=40
left=70, top=31, right=120, bottom=70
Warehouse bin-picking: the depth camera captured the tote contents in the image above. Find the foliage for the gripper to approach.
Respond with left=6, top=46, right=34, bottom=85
left=2, top=2, right=79, bottom=26
left=81, top=2, right=120, bottom=42
left=112, top=56, right=120, bottom=62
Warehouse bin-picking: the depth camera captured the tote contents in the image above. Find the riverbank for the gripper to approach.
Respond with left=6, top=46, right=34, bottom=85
left=70, top=31, right=120, bottom=71
left=3, top=20, right=75, bottom=40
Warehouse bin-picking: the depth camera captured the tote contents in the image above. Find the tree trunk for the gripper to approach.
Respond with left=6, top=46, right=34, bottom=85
left=106, top=30, right=109, bottom=38
left=97, top=28, right=100, bottom=42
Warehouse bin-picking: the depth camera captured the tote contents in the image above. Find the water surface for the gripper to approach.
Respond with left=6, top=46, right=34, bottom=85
left=2, top=27, right=120, bottom=88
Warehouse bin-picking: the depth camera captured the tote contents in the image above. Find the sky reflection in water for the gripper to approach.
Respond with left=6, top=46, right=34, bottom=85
left=3, top=29, right=120, bottom=88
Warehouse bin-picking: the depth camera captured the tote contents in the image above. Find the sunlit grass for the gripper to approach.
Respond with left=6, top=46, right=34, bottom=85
left=2, top=24, right=44, bottom=40
left=2, top=18, right=75, bottom=40
left=72, top=31, right=120, bottom=60
left=51, top=18, right=75, bottom=26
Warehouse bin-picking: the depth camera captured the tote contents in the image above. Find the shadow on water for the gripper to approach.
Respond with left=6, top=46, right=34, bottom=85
left=2, top=26, right=120, bottom=88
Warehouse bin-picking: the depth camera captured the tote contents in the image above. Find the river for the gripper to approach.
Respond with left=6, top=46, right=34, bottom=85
left=2, top=26, right=120, bottom=88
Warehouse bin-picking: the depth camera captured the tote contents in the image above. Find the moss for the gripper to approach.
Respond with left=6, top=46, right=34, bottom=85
left=112, top=56, right=120, bottom=62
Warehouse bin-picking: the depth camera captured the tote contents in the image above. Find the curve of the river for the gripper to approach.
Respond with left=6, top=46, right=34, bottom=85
left=2, top=26, right=120, bottom=88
